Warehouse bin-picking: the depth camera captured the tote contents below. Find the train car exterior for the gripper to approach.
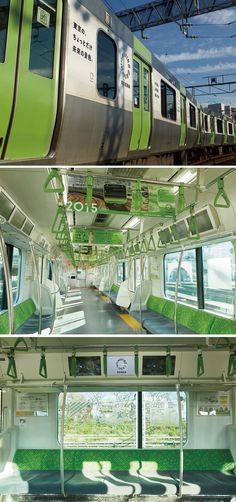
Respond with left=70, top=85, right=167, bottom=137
left=0, top=0, right=235, bottom=165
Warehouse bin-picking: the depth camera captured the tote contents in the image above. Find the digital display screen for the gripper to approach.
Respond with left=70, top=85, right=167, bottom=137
left=176, top=220, right=188, bottom=239
left=0, top=192, right=15, bottom=220
left=142, top=355, right=176, bottom=376
left=10, top=209, right=26, bottom=229
left=187, top=210, right=213, bottom=236
left=68, top=356, right=101, bottom=376
left=159, top=228, right=172, bottom=245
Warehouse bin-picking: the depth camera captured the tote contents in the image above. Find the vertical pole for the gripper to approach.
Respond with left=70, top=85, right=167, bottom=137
left=0, top=223, right=14, bottom=334
left=60, top=385, right=67, bottom=497
left=176, top=384, right=184, bottom=497
left=174, top=250, right=184, bottom=334
left=50, top=259, right=57, bottom=335
left=137, top=391, right=143, bottom=449
left=29, top=242, right=42, bottom=335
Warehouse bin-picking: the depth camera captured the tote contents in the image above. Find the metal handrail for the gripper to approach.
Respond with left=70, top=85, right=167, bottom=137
left=176, top=384, right=184, bottom=497
left=60, top=385, right=67, bottom=497
left=0, top=221, right=14, bottom=334
left=174, top=250, right=184, bottom=334
left=29, top=241, right=42, bottom=335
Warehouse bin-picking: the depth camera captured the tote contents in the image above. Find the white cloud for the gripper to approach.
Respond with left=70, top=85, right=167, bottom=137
left=174, top=62, right=236, bottom=74
left=197, top=9, right=236, bottom=25
left=158, top=46, right=236, bottom=63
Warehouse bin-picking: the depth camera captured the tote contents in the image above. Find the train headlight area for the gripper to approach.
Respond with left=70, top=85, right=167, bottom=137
left=0, top=167, right=236, bottom=335
left=0, top=336, right=236, bottom=500
left=0, top=0, right=236, bottom=166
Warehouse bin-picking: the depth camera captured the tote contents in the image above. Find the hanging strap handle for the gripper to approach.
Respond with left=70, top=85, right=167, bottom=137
left=197, top=347, right=204, bottom=377
left=103, top=346, right=108, bottom=376
left=7, top=349, right=17, bottom=379
left=134, top=346, right=139, bottom=377
left=187, top=206, right=200, bottom=240
left=43, top=169, right=64, bottom=194
left=148, top=232, right=156, bottom=251
left=70, top=349, right=77, bottom=378
left=166, top=347, right=172, bottom=377
left=227, top=347, right=236, bottom=377
left=214, top=177, right=231, bottom=208
left=177, top=186, right=186, bottom=214
left=39, top=347, right=48, bottom=379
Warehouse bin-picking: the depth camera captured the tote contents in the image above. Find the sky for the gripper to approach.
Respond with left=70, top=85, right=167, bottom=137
left=108, top=1, right=236, bottom=108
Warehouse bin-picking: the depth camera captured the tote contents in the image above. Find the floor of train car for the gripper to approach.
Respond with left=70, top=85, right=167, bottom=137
left=53, top=288, right=142, bottom=335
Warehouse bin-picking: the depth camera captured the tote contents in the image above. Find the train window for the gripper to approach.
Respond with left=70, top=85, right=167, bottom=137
left=135, top=258, right=141, bottom=287
left=189, top=104, right=196, bottom=128
left=143, top=67, right=149, bottom=111
left=228, top=123, right=233, bottom=135
left=129, top=259, right=135, bottom=292
left=11, top=247, right=21, bottom=304
left=117, top=262, right=124, bottom=284
left=161, top=81, right=176, bottom=121
left=204, top=115, right=209, bottom=132
left=97, top=31, right=117, bottom=100
left=0, top=0, right=10, bottom=63
left=133, top=59, right=140, bottom=108
left=216, top=119, right=223, bottom=134
left=29, top=0, right=57, bottom=79
left=58, top=392, right=137, bottom=448
left=142, top=392, right=187, bottom=448
left=202, top=242, right=235, bottom=316
left=164, top=249, right=197, bottom=307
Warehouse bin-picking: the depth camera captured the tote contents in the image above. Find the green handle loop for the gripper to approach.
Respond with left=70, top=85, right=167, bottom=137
left=134, top=240, right=140, bottom=255
left=166, top=347, right=172, bottom=377
left=103, top=346, right=107, bottom=376
left=187, top=206, right=200, bottom=240
left=129, top=243, right=135, bottom=256
left=197, top=347, right=204, bottom=377
left=43, top=169, right=64, bottom=194
left=14, top=338, right=28, bottom=352
left=177, top=186, right=186, bottom=213
left=148, top=233, right=156, bottom=251
left=86, top=175, right=93, bottom=208
left=140, top=237, right=148, bottom=253
left=170, top=223, right=180, bottom=244
left=7, top=350, right=17, bottom=379
left=214, top=177, right=231, bottom=208
left=227, top=348, right=236, bottom=377
left=135, top=346, right=139, bottom=376
left=70, top=349, right=77, bottom=378
left=39, top=348, right=47, bottom=379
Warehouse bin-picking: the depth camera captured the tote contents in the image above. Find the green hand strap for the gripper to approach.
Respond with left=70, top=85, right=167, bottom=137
left=43, top=169, right=64, bottom=194
left=7, top=349, right=17, bottom=379
left=197, top=347, right=204, bottom=377
left=39, top=348, right=47, bottom=379
left=214, top=177, right=231, bottom=208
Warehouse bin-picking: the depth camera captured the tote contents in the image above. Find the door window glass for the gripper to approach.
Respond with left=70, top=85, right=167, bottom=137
left=0, top=0, right=10, bottom=63
left=165, top=249, right=197, bottom=307
left=189, top=104, right=196, bottom=128
left=161, top=81, right=176, bottom=121
left=133, top=59, right=140, bottom=108
left=29, top=0, right=57, bottom=79
left=97, top=31, right=116, bottom=100
left=11, top=247, right=21, bottom=303
left=143, top=67, right=149, bottom=111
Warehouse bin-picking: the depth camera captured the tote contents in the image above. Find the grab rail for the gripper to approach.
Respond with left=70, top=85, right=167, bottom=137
left=174, top=250, right=183, bottom=334
left=29, top=241, right=42, bottom=335
left=60, top=384, right=67, bottom=497
left=176, top=384, right=184, bottom=498
left=0, top=220, right=14, bottom=334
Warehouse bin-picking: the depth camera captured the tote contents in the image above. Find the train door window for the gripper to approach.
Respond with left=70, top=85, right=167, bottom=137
left=165, top=249, right=197, bottom=307
left=161, top=81, right=176, bottom=121
left=133, top=59, right=140, bottom=108
left=202, top=242, right=235, bottom=316
left=129, top=259, right=135, bottom=291
left=124, top=261, right=128, bottom=280
left=143, top=67, right=149, bottom=111
left=189, top=104, right=196, bottom=128
left=11, top=247, right=21, bottom=303
left=204, top=115, right=209, bottom=132
left=216, top=119, right=223, bottom=133
left=142, top=391, right=187, bottom=448
left=58, top=392, right=137, bottom=448
left=97, top=31, right=117, bottom=100
left=117, top=262, right=124, bottom=284
left=143, top=256, right=149, bottom=280
left=135, top=258, right=141, bottom=288
left=228, top=123, right=233, bottom=135
left=29, top=0, right=58, bottom=79
left=0, top=0, right=10, bottom=63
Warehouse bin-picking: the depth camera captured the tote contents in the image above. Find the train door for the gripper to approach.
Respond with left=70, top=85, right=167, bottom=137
left=130, top=55, right=151, bottom=150
left=180, top=94, right=187, bottom=146
left=0, top=0, right=63, bottom=161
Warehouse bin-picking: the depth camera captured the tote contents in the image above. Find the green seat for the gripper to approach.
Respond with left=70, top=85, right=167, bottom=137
left=0, top=299, right=36, bottom=335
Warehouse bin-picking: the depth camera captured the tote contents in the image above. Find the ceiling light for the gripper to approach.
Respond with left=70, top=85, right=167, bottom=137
left=123, top=217, right=140, bottom=229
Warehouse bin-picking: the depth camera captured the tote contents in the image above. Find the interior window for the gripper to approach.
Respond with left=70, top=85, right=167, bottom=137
left=117, top=262, right=124, bottom=284
left=189, top=104, right=196, bottom=128
left=161, top=80, right=176, bottom=121
left=202, top=242, right=235, bottom=316
left=0, top=0, right=10, bottom=63
left=142, top=391, right=187, bottom=448
left=58, top=392, right=137, bottom=448
left=11, top=247, right=21, bottom=303
left=97, top=31, right=116, bottom=100
left=29, top=0, right=57, bottom=79
left=135, top=258, right=141, bottom=288
left=165, top=249, right=197, bottom=307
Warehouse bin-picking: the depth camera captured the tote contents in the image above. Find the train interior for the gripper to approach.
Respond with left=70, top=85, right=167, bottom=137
left=0, top=336, right=236, bottom=501
left=0, top=167, right=236, bottom=335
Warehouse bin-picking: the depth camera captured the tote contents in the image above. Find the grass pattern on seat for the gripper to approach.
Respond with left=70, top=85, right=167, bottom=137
left=0, top=299, right=36, bottom=335
left=13, top=449, right=235, bottom=473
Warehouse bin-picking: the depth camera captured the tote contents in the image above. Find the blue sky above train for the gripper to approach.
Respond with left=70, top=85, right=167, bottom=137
left=111, top=2, right=236, bottom=107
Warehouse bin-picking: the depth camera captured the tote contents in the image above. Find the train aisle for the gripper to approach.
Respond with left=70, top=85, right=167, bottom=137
left=53, top=288, right=141, bottom=335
